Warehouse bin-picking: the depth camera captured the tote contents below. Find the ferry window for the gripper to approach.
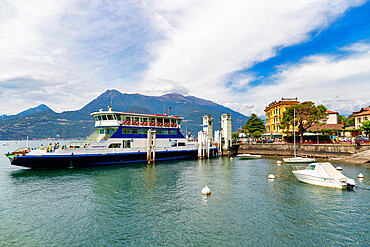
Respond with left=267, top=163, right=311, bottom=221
left=100, top=129, right=105, bottom=134
left=141, top=129, right=148, bottom=134
left=164, top=130, right=169, bottom=135
left=94, top=116, right=99, bottom=121
left=171, top=130, right=177, bottom=135
left=143, top=118, right=148, bottom=122
left=132, top=129, right=139, bottom=134
left=134, top=117, right=139, bottom=122
left=123, top=140, right=131, bottom=148
left=108, top=143, right=121, bottom=148
left=98, top=115, right=102, bottom=121
left=157, top=129, right=163, bottom=135
left=171, top=140, right=177, bottom=147
left=108, top=129, right=115, bottom=134
left=164, top=118, right=169, bottom=123
left=150, top=118, right=155, bottom=123
left=178, top=119, right=181, bottom=124
left=125, top=117, right=131, bottom=121
left=122, top=128, right=131, bottom=134
left=178, top=142, right=186, bottom=146
left=107, top=115, right=114, bottom=120
left=102, top=115, right=107, bottom=120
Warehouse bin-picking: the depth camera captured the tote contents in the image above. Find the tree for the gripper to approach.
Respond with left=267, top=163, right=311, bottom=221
left=345, top=114, right=355, bottom=125
left=242, top=113, right=265, bottom=137
left=280, top=101, right=328, bottom=143
left=253, top=130, right=262, bottom=138
left=337, top=115, right=347, bottom=124
left=360, top=120, right=370, bottom=137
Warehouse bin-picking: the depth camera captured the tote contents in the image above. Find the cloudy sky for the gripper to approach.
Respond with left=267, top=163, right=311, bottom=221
left=0, top=0, right=369, bottom=117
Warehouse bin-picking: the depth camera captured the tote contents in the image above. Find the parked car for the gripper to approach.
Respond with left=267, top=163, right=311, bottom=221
left=355, top=135, right=369, bottom=144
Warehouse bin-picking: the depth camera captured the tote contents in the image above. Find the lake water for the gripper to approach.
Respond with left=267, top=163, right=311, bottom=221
left=0, top=140, right=369, bottom=246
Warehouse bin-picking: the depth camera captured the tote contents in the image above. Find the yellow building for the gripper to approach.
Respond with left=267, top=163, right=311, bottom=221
left=264, top=97, right=299, bottom=137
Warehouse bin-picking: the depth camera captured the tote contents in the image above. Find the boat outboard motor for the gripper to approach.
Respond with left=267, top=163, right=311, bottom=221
left=346, top=179, right=355, bottom=190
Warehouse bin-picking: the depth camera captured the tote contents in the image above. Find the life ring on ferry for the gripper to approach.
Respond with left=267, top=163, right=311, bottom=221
left=174, top=124, right=177, bottom=127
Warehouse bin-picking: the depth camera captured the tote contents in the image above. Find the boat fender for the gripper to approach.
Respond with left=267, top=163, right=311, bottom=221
left=201, top=185, right=211, bottom=195
left=358, top=173, right=364, bottom=178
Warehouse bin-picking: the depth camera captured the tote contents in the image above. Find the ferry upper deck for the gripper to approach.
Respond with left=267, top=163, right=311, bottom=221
left=91, top=108, right=183, bottom=129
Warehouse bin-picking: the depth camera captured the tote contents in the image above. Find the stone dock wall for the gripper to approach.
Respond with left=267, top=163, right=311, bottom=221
left=236, top=143, right=370, bottom=159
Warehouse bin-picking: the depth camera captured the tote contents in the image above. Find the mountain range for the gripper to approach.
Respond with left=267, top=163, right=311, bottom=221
left=0, top=89, right=249, bottom=140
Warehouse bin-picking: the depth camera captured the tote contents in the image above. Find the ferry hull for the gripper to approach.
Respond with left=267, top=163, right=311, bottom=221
left=10, top=150, right=204, bottom=169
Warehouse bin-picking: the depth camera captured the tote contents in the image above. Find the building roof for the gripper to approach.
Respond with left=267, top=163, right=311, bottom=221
left=307, top=123, right=344, bottom=131
left=353, top=110, right=370, bottom=117
left=353, top=107, right=370, bottom=114
left=264, top=97, right=299, bottom=112
left=326, top=110, right=338, bottom=114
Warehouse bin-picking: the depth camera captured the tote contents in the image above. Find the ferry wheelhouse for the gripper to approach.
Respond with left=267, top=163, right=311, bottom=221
left=7, top=108, right=218, bottom=169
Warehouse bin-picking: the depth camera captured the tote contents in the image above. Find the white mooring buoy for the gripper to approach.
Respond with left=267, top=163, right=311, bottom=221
left=202, top=185, right=211, bottom=195
left=358, top=173, right=364, bottom=178
left=277, top=160, right=281, bottom=165
left=336, top=166, right=343, bottom=171
left=230, top=157, right=233, bottom=160
left=268, top=174, right=275, bottom=179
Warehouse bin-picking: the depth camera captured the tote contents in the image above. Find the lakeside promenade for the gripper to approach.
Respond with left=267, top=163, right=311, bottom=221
left=236, top=142, right=370, bottom=164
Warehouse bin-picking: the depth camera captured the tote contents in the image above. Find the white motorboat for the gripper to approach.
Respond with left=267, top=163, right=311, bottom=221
left=237, top=154, right=262, bottom=159
left=283, top=157, right=316, bottom=163
left=292, top=162, right=355, bottom=190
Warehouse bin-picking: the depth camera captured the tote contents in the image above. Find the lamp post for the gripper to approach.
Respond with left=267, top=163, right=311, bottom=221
left=316, top=119, right=319, bottom=145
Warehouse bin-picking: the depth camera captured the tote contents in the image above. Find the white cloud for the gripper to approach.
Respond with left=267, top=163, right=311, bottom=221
left=0, top=0, right=367, bottom=117
left=143, top=78, right=190, bottom=95
left=141, top=0, right=365, bottom=99
left=0, top=0, right=155, bottom=114
left=241, top=42, right=370, bottom=116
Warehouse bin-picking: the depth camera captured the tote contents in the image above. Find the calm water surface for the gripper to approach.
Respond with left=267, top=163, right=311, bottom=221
left=0, top=141, right=369, bottom=246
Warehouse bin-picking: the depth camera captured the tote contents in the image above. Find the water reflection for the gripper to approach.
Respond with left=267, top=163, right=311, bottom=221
left=1, top=155, right=369, bottom=246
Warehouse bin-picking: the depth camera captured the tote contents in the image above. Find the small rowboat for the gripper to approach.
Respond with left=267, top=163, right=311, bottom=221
left=237, top=154, right=262, bottom=160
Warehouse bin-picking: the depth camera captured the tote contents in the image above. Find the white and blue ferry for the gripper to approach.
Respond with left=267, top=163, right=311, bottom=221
left=7, top=108, right=218, bottom=169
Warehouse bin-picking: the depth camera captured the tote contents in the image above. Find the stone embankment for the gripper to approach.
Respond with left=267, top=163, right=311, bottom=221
left=237, top=143, right=370, bottom=164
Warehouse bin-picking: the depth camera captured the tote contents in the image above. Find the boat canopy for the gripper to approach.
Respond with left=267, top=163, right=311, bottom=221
left=309, top=163, right=348, bottom=181
left=91, top=108, right=183, bottom=128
